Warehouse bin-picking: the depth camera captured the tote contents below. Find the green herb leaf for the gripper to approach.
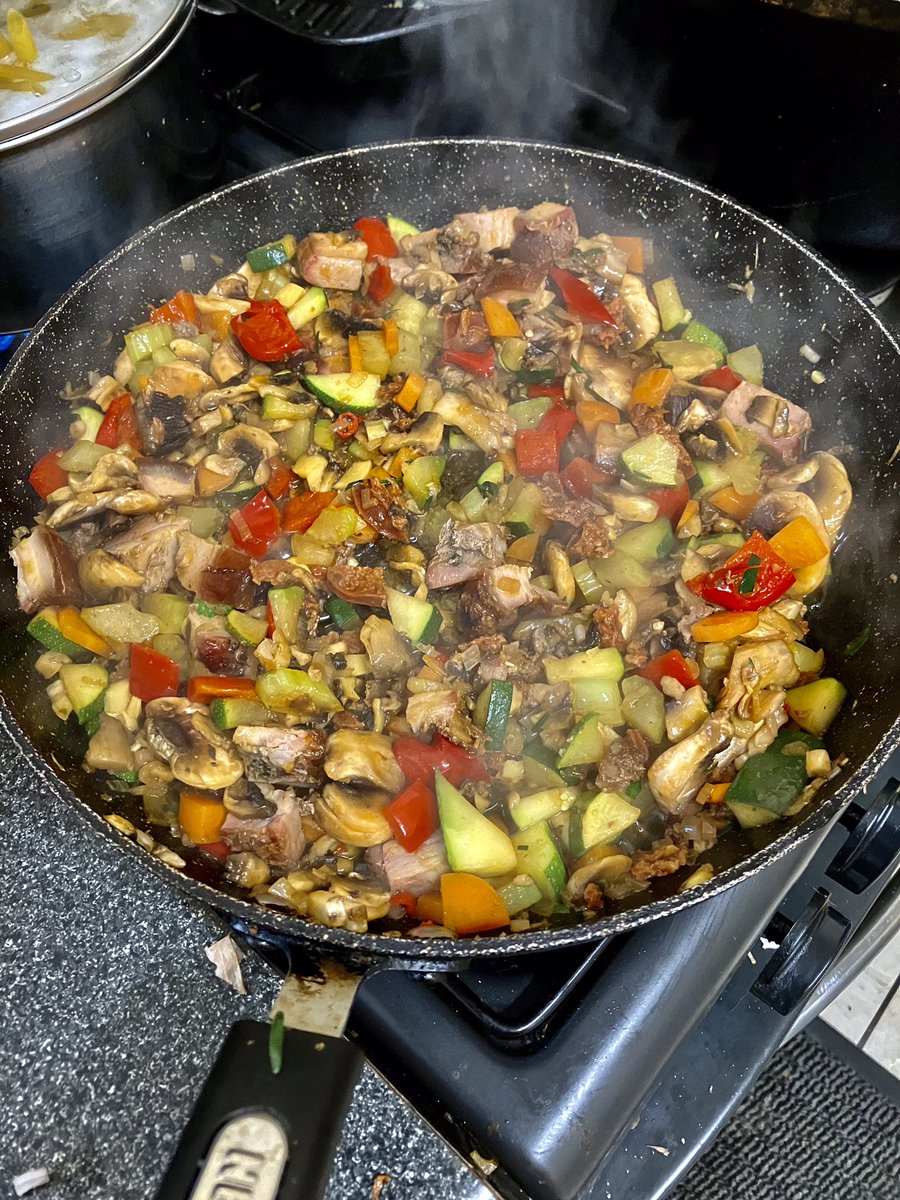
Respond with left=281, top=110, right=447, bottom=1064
left=845, top=626, right=871, bottom=658
left=269, top=1011, right=285, bottom=1075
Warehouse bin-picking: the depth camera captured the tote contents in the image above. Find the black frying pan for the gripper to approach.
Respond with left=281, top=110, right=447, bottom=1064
left=0, top=139, right=898, bottom=1196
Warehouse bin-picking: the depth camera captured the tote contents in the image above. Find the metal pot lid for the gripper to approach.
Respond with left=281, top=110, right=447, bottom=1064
left=0, top=0, right=190, bottom=145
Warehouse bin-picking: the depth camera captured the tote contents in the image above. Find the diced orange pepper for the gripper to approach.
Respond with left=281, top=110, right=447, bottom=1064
left=178, top=790, right=226, bottom=845
left=440, top=873, right=510, bottom=935
left=416, top=891, right=444, bottom=924
left=150, top=289, right=198, bottom=326
left=197, top=464, right=234, bottom=496
left=388, top=445, right=418, bottom=478
left=675, top=498, right=700, bottom=537
left=610, top=235, right=646, bottom=274
left=57, top=607, right=110, bottom=656
left=497, top=449, right=519, bottom=477
left=507, top=533, right=539, bottom=562
left=187, top=675, right=257, bottom=703
left=395, top=371, right=425, bottom=414
left=480, top=297, right=521, bottom=339
left=198, top=308, right=232, bottom=343
left=630, top=367, right=673, bottom=408
left=698, top=782, right=731, bottom=805
left=767, top=516, right=829, bottom=569
left=382, top=318, right=400, bottom=357
left=576, top=397, right=620, bottom=434
left=347, top=335, right=363, bottom=374
left=692, top=610, right=760, bottom=643
left=710, top=486, right=761, bottom=521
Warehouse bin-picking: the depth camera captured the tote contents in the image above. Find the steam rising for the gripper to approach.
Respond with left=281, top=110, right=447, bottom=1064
left=411, top=0, right=596, bottom=141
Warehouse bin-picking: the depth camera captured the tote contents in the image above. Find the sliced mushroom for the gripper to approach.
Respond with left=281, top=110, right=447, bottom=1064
left=315, top=782, right=393, bottom=847
left=804, top=452, right=852, bottom=541
left=209, top=337, right=247, bottom=386
left=765, top=459, right=819, bottom=490
left=218, top=423, right=281, bottom=475
left=562, top=852, right=633, bottom=905
left=85, top=713, right=136, bottom=775
left=324, top=729, right=407, bottom=793
left=380, top=411, right=445, bottom=455
left=149, top=360, right=215, bottom=402
left=137, top=458, right=196, bottom=502
left=665, top=685, right=710, bottom=742
left=750, top=489, right=831, bottom=594
left=674, top=397, right=713, bottom=435
left=143, top=696, right=243, bottom=789
left=135, top=391, right=192, bottom=454
left=619, top=273, right=661, bottom=349
left=434, top=391, right=514, bottom=455
left=574, top=343, right=635, bottom=409
left=78, top=548, right=145, bottom=599
left=306, top=888, right=370, bottom=933
left=46, top=488, right=163, bottom=528
left=197, top=453, right=244, bottom=495
left=195, top=292, right=251, bottom=318
left=718, top=639, right=799, bottom=716
left=359, top=616, right=415, bottom=678
left=647, top=713, right=734, bottom=813
left=169, top=338, right=211, bottom=367
left=209, top=272, right=251, bottom=300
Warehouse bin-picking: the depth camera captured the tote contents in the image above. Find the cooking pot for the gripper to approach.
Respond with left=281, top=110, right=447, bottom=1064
left=0, top=0, right=225, bottom=333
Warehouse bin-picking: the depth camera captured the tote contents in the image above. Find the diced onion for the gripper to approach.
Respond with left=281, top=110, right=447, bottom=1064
left=799, top=343, right=820, bottom=364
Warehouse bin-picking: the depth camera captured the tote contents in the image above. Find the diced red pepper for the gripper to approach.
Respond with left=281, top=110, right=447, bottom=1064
left=229, top=489, right=281, bottom=558
left=443, top=347, right=496, bottom=377
left=332, top=412, right=360, bottom=440
left=197, top=840, right=230, bottom=861
left=527, top=382, right=565, bottom=403
left=96, top=393, right=142, bottom=453
left=353, top=216, right=398, bottom=259
left=638, top=649, right=700, bottom=691
left=367, top=263, right=395, bottom=305
left=130, top=643, right=180, bottom=702
left=647, top=482, right=691, bottom=524
left=700, top=365, right=742, bottom=393
left=265, top=457, right=293, bottom=499
left=150, top=289, right=198, bottom=326
left=516, top=426, right=558, bottom=476
left=230, top=300, right=301, bottom=363
left=540, top=404, right=578, bottom=449
left=549, top=267, right=616, bottom=326
left=28, top=449, right=67, bottom=498
left=688, top=530, right=795, bottom=612
left=393, top=731, right=490, bottom=789
left=385, top=780, right=438, bottom=853
left=186, top=675, right=257, bottom=703
left=390, top=890, right=418, bottom=917
left=282, top=489, right=336, bottom=534
left=560, top=456, right=613, bottom=497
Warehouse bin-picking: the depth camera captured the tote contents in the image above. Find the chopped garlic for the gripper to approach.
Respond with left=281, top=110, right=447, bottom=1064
left=806, top=749, right=832, bottom=778
left=810, top=369, right=826, bottom=385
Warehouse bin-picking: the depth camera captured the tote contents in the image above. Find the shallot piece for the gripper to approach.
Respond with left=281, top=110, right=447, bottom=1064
left=205, top=934, right=247, bottom=995
left=13, top=1169, right=50, bottom=1197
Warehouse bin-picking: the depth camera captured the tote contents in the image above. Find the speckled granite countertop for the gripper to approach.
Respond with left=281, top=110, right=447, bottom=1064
left=0, top=724, right=489, bottom=1200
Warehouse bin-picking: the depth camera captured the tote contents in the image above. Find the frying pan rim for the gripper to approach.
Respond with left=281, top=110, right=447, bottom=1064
left=2, top=136, right=898, bottom=962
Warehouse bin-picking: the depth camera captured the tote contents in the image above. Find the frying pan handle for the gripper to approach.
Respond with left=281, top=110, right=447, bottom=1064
left=154, top=1019, right=363, bottom=1200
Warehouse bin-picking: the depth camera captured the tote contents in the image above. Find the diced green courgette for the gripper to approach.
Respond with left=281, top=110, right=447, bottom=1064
left=125, top=322, right=171, bottom=364
left=82, top=604, right=159, bottom=644
left=27, top=611, right=88, bottom=660
left=261, top=394, right=311, bottom=421
left=727, top=344, right=764, bottom=386
left=508, top=397, right=552, bottom=430
left=386, top=587, right=441, bottom=645
left=621, top=433, right=680, bottom=487
left=303, top=371, right=382, bottom=415
left=557, top=714, right=615, bottom=770
left=621, top=675, right=666, bottom=744
left=246, top=235, right=296, bottom=274
left=788, top=643, right=825, bottom=675
left=654, top=340, right=721, bottom=380
left=459, top=486, right=489, bottom=522
left=725, top=729, right=822, bottom=824
left=522, top=744, right=566, bottom=789
left=785, top=678, right=847, bottom=736
left=577, top=791, right=640, bottom=852
left=402, top=455, right=445, bottom=508
left=474, top=680, right=513, bottom=750
left=513, top=820, right=567, bottom=914
left=357, top=330, right=392, bottom=378
left=209, top=697, right=272, bottom=730
left=324, top=595, right=361, bottom=631
left=225, top=610, right=269, bottom=647
left=569, top=677, right=623, bottom=726
left=255, top=667, right=341, bottom=713
left=682, top=320, right=728, bottom=359
left=509, top=786, right=576, bottom=831
left=58, top=440, right=109, bottom=472
left=72, top=405, right=104, bottom=442
left=387, top=214, right=421, bottom=242
left=287, top=287, right=328, bottom=330
left=448, top=431, right=477, bottom=453
left=544, top=647, right=624, bottom=686
left=59, top=662, right=109, bottom=734
left=141, top=594, right=189, bottom=637
left=652, top=278, right=687, bottom=332
left=591, top=550, right=651, bottom=590
left=176, top=504, right=224, bottom=539
left=388, top=291, right=428, bottom=337
left=477, top=462, right=505, bottom=495
left=614, top=516, right=675, bottom=563
left=435, top=770, right=517, bottom=876
left=268, top=587, right=305, bottom=641
left=496, top=878, right=544, bottom=916
left=503, top=478, right=544, bottom=537
left=313, top=418, right=336, bottom=450
left=691, top=460, right=731, bottom=492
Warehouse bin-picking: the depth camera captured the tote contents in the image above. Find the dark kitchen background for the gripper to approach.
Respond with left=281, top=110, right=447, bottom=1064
left=1, top=2, right=899, bottom=1199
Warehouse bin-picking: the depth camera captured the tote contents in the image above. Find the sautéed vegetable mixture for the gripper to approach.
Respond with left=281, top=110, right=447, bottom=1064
left=12, top=201, right=852, bottom=936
